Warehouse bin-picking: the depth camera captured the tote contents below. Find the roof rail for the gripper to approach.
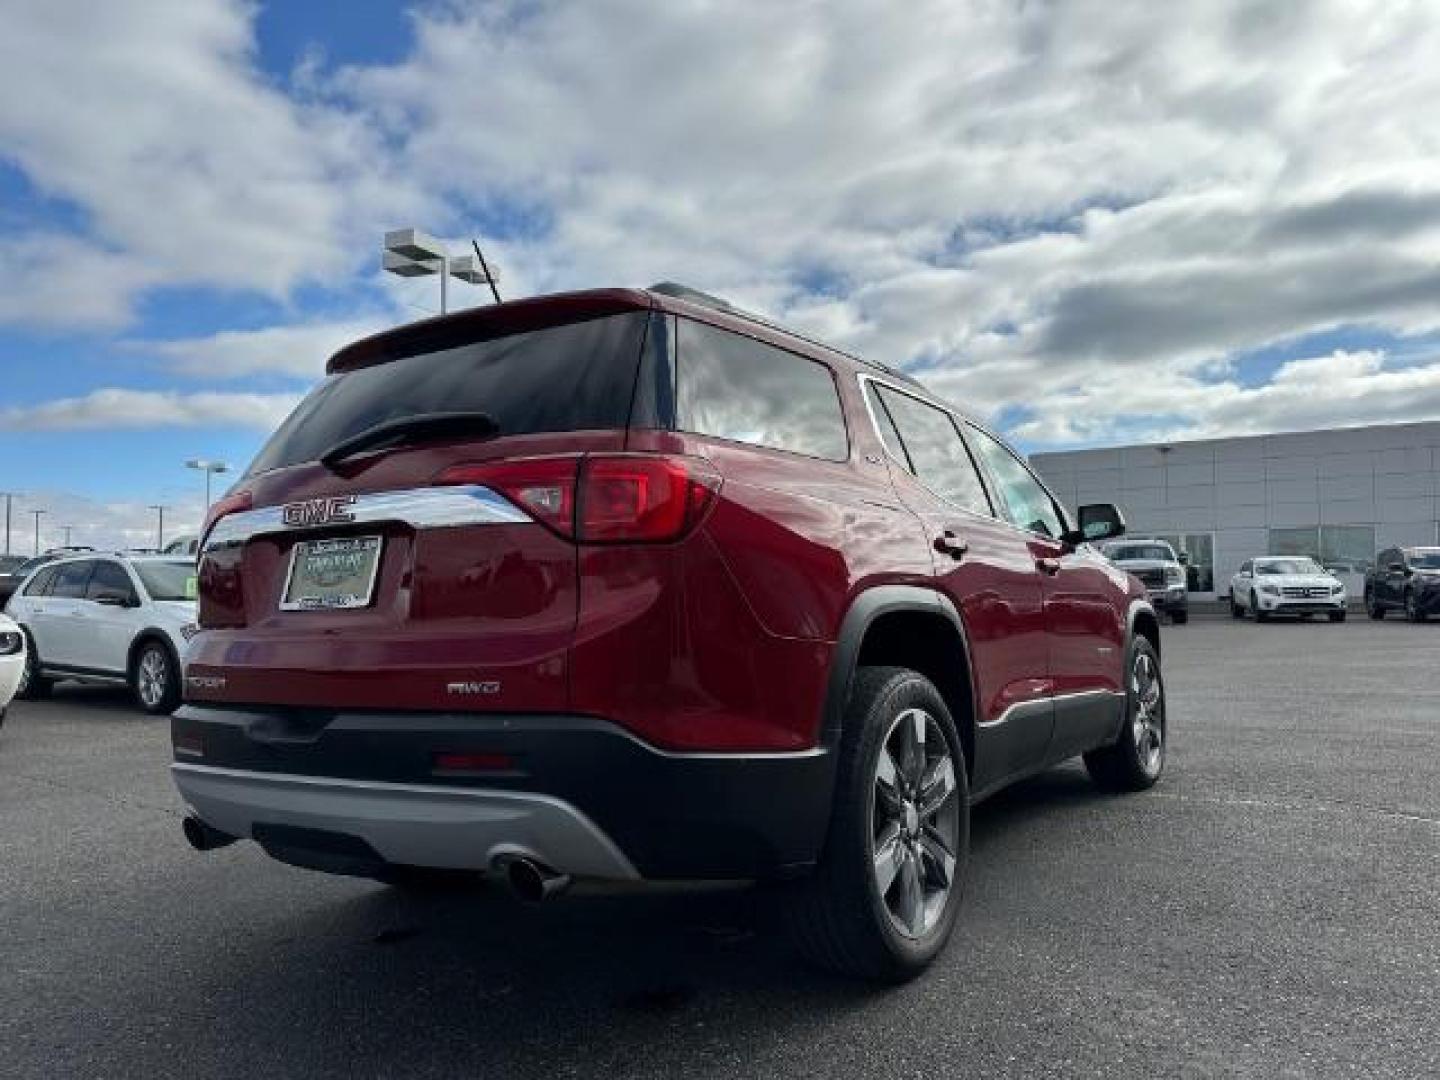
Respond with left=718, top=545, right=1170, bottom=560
left=648, top=281, right=924, bottom=389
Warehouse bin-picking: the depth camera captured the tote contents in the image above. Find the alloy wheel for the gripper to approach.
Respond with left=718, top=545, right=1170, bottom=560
left=138, top=648, right=168, bottom=708
left=1131, top=649, right=1165, bottom=778
left=871, top=707, right=961, bottom=940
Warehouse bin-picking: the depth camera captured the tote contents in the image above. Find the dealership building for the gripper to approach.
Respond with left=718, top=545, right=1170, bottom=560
left=1030, top=420, right=1440, bottom=600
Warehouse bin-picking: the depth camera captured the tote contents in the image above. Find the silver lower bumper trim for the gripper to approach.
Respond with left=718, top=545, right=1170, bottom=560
left=171, top=763, right=640, bottom=880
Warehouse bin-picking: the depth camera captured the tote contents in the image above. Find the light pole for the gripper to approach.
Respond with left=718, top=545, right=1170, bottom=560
left=186, top=458, right=231, bottom=509
left=0, top=491, right=17, bottom=555
left=382, top=229, right=500, bottom=314
left=29, top=508, right=46, bottom=555
left=149, top=505, right=167, bottom=551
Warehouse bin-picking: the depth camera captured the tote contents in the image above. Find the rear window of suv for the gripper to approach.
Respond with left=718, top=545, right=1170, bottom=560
left=246, top=312, right=652, bottom=475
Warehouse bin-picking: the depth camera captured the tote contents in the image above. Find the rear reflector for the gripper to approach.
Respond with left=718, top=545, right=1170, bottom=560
left=435, top=454, right=720, bottom=543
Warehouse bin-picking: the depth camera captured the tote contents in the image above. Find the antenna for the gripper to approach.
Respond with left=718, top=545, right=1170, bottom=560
left=472, top=240, right=503, bottom=304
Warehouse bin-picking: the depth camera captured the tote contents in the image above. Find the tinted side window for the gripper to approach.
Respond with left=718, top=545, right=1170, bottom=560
left=676, top=320, right=848, bottom=461
left=23, top=566, right=58, bottom=596
left=86, top=562, right=134, bottom=601
left=49, top=561, right=95, bottom=599
left=967, top=426, right=1065, bottom=539
left=874, top=386, right=991, bottom=516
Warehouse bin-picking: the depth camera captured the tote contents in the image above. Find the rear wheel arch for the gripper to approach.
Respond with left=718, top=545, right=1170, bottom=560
left=1129, top=602, right=1161, bottom=664
left=824, top=587, right=977, bottom=780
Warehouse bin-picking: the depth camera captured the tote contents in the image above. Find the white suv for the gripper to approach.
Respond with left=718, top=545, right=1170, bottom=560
left=1229, top=556, right=1347, bottom=623
left=6, top=554, right=197, bottom=714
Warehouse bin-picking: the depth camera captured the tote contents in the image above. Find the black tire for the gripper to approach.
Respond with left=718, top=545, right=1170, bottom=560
left=1251, top=591, right=1269, bottom=623
left=14, top=631, right=52, bottom=700
left=1328, top=610, right=1346, bottom=623
left=1230, top=597, right=1244, bottom=619
left=1405, top=589, right=1427, bottom=623
left=785, top=666, right=969, bottom=982
left=131, top=639, right=181, bottom=715
left=1084, top=636, right=1166, bottom=793
left=1366, top=591, right=1386, bottom=620
left=1170, top=608, right=1189, bottom=625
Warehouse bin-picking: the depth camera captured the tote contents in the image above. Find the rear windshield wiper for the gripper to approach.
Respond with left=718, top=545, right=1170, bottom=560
left=319, top=411, right=500, bottom=468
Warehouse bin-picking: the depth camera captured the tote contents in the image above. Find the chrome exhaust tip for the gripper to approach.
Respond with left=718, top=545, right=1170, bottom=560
left=505, top=856, right=571, bottom=902
left=182, top=815, right=238, bottom=852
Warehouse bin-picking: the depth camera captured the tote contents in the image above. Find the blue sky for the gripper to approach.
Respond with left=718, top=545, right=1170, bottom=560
left=4, top=0, right=1440, bottom=548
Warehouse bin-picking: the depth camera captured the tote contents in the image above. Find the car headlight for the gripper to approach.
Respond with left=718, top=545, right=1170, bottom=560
left=0, top=630, right=22, bottom=656
left=1330, top=584, right=1345, bottom=596
left=1259, top=584, right=1279, bottom=596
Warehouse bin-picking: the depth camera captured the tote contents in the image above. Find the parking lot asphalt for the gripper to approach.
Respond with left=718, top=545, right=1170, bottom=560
left=2, top=617, right=1438, bottom=1080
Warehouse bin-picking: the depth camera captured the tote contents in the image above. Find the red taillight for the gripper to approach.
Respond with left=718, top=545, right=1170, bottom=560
left=200, top=489, right=252, bottom=547
left=436, top=456, right=580, bottom=537
left=435, top=454, right=720, bottom=543
left=579, top=455, right=720, bottom=542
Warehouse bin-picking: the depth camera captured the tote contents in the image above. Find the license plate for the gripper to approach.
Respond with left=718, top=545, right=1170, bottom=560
left=280, top=535, right=383, bottom=611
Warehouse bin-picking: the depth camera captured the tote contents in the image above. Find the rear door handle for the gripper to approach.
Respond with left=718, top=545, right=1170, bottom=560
left=933, top=531, right=968, bottom=560
left=1036, top=557, right=1061, bottom=575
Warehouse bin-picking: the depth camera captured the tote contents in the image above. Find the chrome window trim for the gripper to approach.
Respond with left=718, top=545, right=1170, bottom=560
left=856, top=371, right=1075, bottom=542
left=201, top=485, right=532, bottom=553
left=856, top=373, right=999, bottom=521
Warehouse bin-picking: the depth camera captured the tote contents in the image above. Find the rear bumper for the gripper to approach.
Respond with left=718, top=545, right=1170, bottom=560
left=171, top=707, right=835, bottom=881
left=173, top=763, right=640, bottom=880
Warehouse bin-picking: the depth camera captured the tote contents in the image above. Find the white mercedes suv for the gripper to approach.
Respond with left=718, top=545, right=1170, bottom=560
left=1229, top=556, right=1347, bottom=623
left=6, top=554, right=197, bottom=714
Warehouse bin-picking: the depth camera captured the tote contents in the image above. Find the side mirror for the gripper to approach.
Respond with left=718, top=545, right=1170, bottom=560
left=94, top=590, right=137, bottom=608
left=1070, top=503, right=1126, bottom=546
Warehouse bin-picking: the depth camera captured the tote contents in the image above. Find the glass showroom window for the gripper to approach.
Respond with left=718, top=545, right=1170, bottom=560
left=1320, top=525, right=1377, bottom=575
left=1268, top=526, right=1376, bottom=575
left=1269, top=527, right=1321, bottom=560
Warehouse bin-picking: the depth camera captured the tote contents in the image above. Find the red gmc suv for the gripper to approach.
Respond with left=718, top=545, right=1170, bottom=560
left=173, top=283, right=1164, bottom=981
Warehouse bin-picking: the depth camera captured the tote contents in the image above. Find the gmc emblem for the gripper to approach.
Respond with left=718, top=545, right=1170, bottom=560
left=282, top=495, right=357, bottom=528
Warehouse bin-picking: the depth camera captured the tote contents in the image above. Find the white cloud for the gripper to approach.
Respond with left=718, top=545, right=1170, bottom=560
left=0, top=234, right=162, bottom=332
left=1007, top=348, right=1440, bottom=445
left=0, top=0, right=429, bottom=326
left=5, top=0, right=1440, bottom=447
left=330, top=0, right=1440, bottom=443
left=0, top=389, right=302, bottom=432
left=134, top=317, right=389, bottom=379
